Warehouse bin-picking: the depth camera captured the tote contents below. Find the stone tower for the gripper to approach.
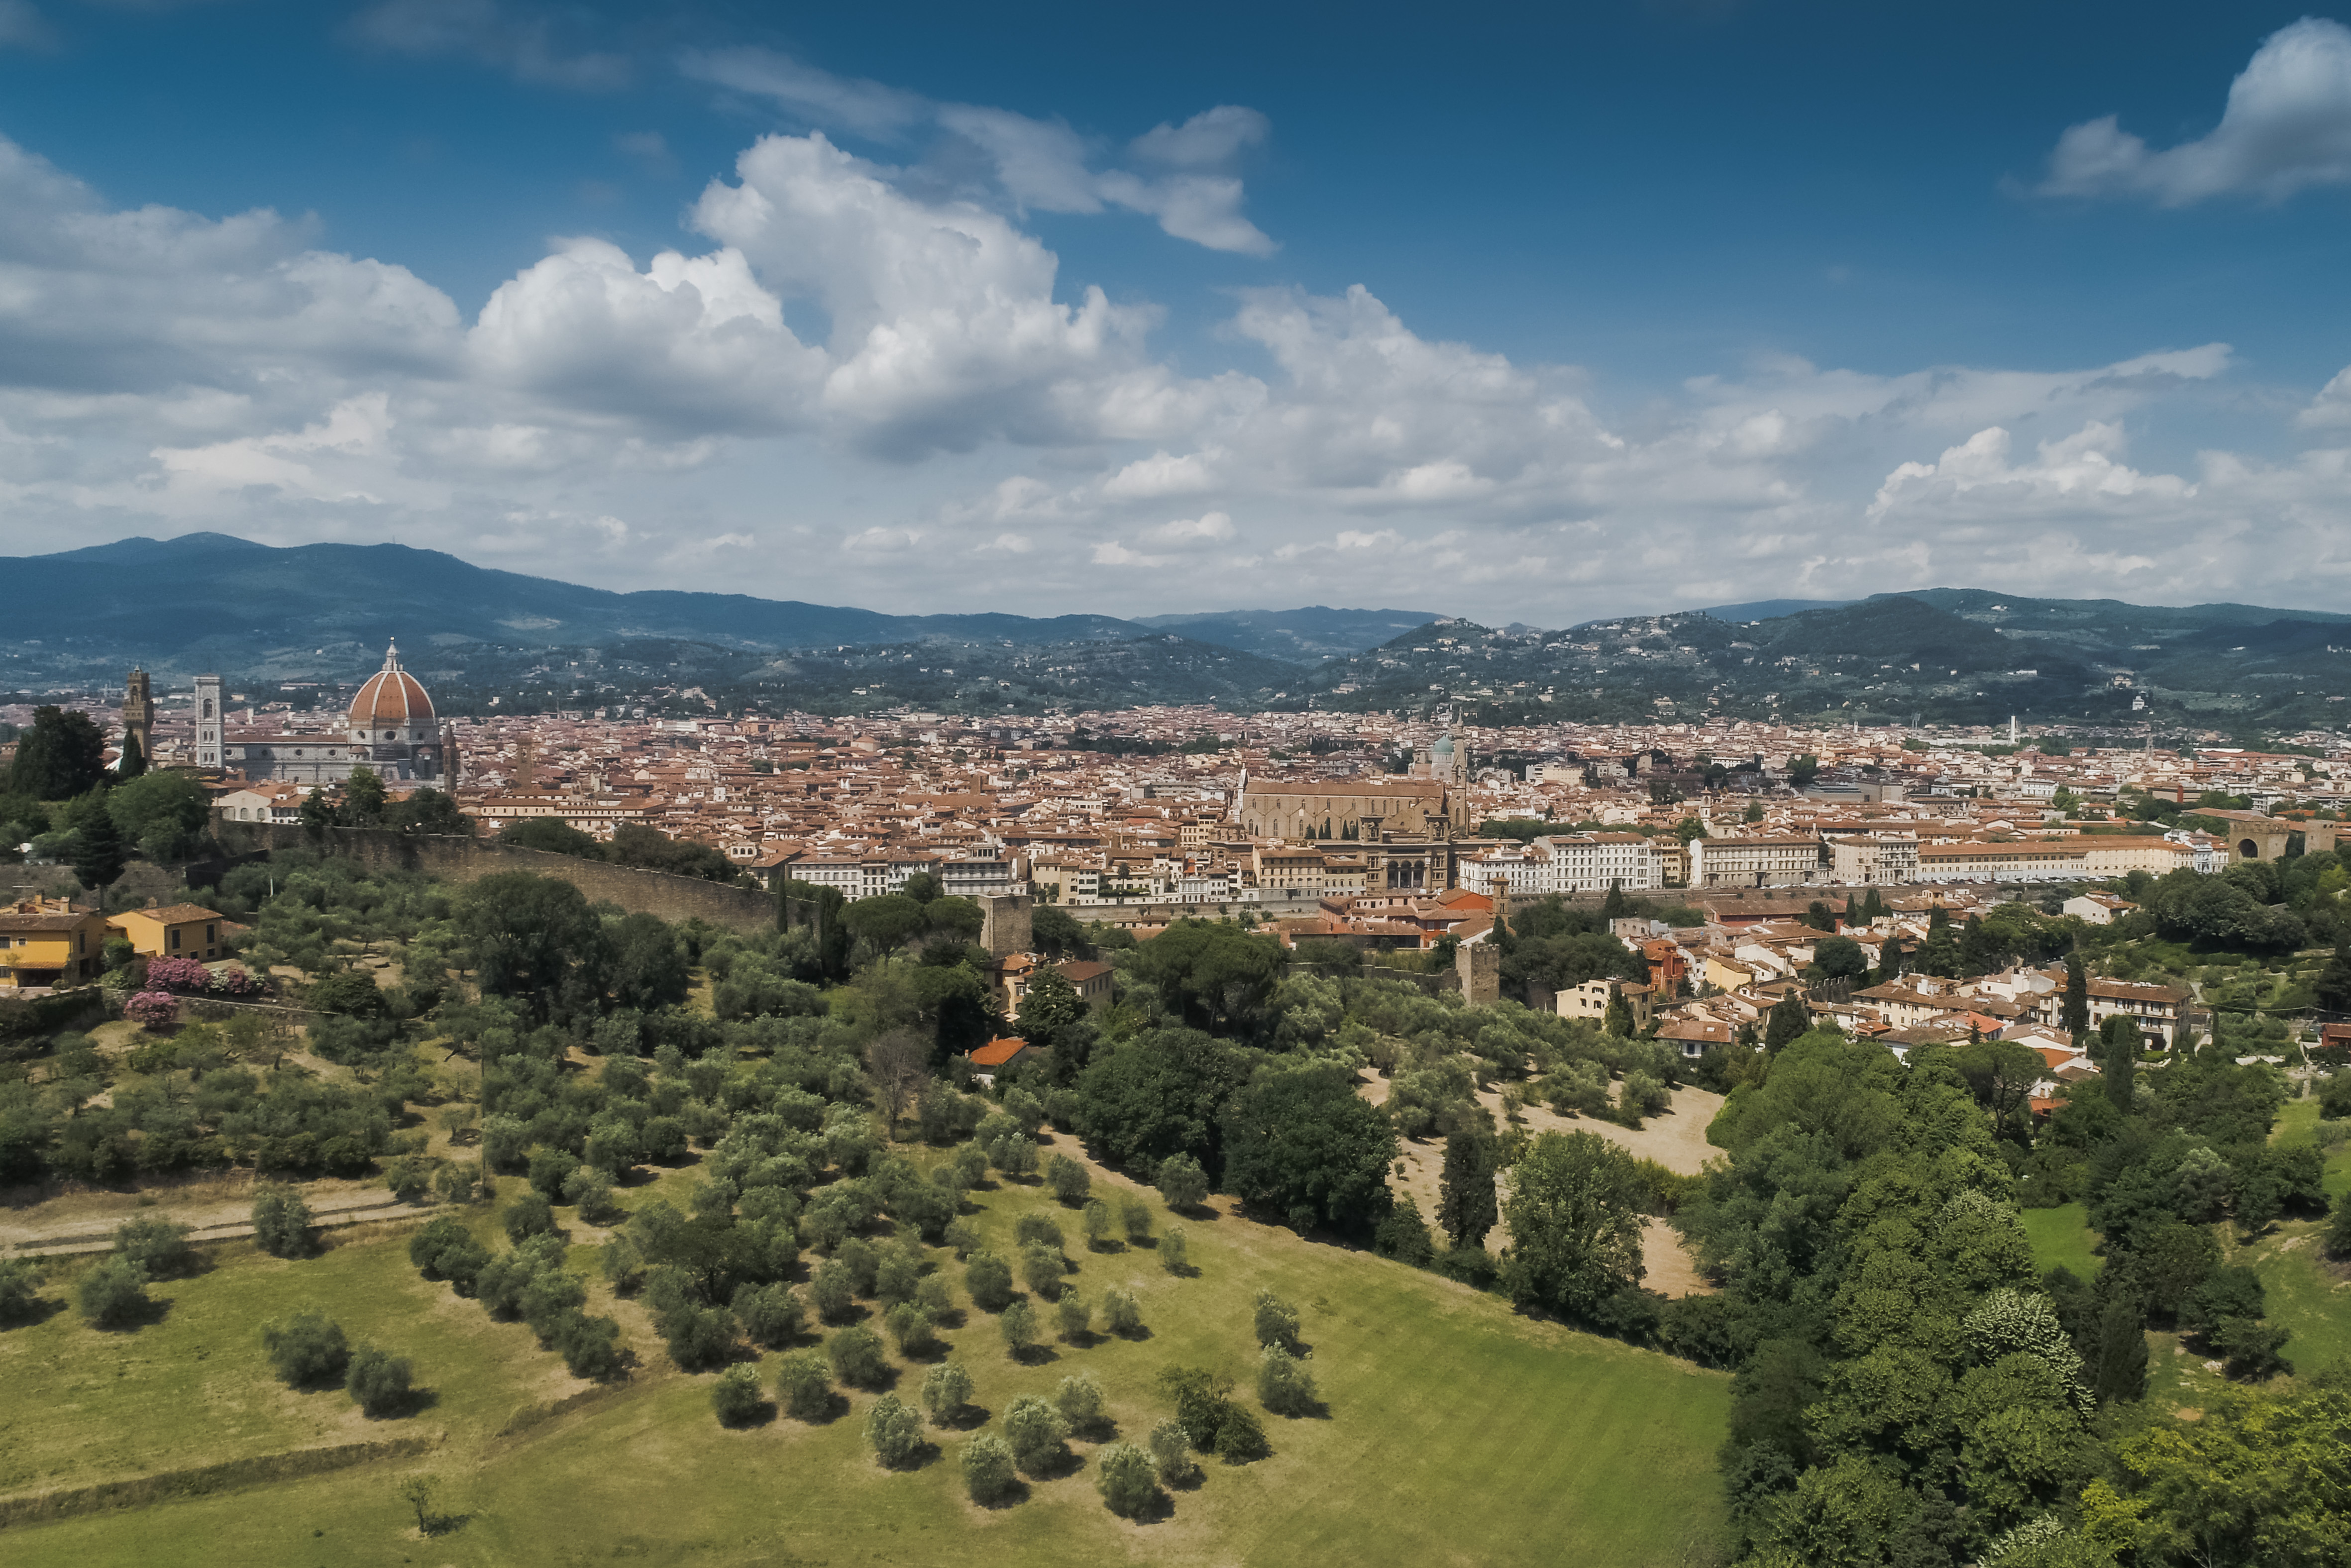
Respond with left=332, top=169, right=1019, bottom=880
left=193, top=674, right=224, bottom=773
left=121, top=669, right=155, bottom=767
left=1456, top=939, right=1500, bottom=1007
left=978, top=894, right=1034, bottom=960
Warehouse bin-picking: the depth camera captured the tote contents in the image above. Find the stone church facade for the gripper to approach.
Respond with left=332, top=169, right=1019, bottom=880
left=222, top=642, right=456, bottom=786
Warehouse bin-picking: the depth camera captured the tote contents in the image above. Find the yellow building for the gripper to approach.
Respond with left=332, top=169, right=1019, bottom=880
left=0, top=898, right=109, bottom=988
left=107, top=903, right=227, bottom=963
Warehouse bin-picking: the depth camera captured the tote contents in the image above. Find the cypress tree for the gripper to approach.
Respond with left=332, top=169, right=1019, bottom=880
left=115, top=729, right=147, bottom=780
left=2092, top=1297, right=2147, bottom=1403
left=72, top=801, right=127, bottom=893
left=2101, top=1013, right=2138, bottom=1112
left=1764, top=993, right=1812, bottom=1049
left=2061, top=954, right=2090, bottom=1038
left=1435, top=1132, right=1497, bottom=1250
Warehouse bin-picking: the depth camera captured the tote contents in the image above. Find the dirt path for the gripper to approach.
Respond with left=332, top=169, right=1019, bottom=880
left=1359, top=1073, right=1722, bottom=1297
left=0, top=1173, right=420, bottom=1259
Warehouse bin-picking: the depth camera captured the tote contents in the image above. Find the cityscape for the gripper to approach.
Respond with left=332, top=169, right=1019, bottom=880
left=3, top=6, right=2350, bottom=1568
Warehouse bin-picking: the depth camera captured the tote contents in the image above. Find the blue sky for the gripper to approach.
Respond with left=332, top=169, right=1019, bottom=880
left=1, top=0, right=2349, bottom=624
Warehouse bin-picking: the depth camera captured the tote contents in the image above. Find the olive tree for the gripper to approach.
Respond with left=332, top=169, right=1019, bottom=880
left=866, top=1392, right=923, bottom=1466
left=1095, top=1442, right=1159, bottom=1517
left=1082, top=1198, right=1114, bottom=1250
left=1252, top=1289, right=1300, bottom=1352
left=1056, top=1290, right=1091, bottom=1343
left=1257, top=1345, right=1320, bottom=1416
left=1147, top=1417, right=1198, bottom=1485
left=251, top=1184, right=314, bottom=1258
left=999, top=1297, right=1039, bottom=1358
left=712, top=1363, right=768, bottom=1426
left=962, top=1433, right=1018, bottom=1502
left=112, top=1216, right=196, bottom=1277
left=1055, top=1371, right=1106, bottom=1433
left=262, top=1308, right=348, bottom=1384
left=965, top=1251, right=1014, bottom=1311
left=1156, top=1154, right=1210, bottom=1211
left=1160, top=1227, right=1189, bottom=1275
left=827, top=1324, right=889, bottom=1387
left=776, top=1350, right=832, bottom=1421
left=921, top=1360, right=973, bottom=1424
left=1002, top=1393, right=1070, bottom=1474
left=1101, top=1284, right=1144, bottom=1337
left=345, top=1345, right=415, bottom=1417
left=77, top=1255, right=152, bottom=1328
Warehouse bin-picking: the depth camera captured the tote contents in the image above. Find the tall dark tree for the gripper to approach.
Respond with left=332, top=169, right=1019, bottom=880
left=6, top=707, right=108, bottom=799
left=2093, top=1296, right=2148, bottom=1403
left=1219, top=1062, right=1399, bottom=1236
left=1763, top=993, right=1812, bottom=1050
left=342, top=768, right=388, bottom=825
left=1600, top=880, right=1629, bottom=920
left=1436, top=1130, right=1498, bottom=1250
left=115, top=728, right=147, bottom=780
left=71, top=798, right=127, bottom=893
left=2101, top=1012, right=2139, bottom=1112
left=2062, top=954, right=2091, bottom=1038
left=456, top=872, right=614, bottom=1022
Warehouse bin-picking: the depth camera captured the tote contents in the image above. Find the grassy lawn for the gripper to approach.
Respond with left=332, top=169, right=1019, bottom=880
left=2272, top=1097, right=2351, bottom=1204
left=2021, top=1203, right=2102, bottom=1279
left=2, top=1140, right=1730, bottom=1568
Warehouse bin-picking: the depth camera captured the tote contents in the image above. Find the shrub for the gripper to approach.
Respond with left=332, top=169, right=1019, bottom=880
left=866, top=1392, right=923, bottom=1466
left=385, top=1157, right=432, bottom=1205
left=1047, top=1153, right=1091, bottom=1206
left=551, top=1311, right=622, bottom=1378
left=965, top=1251, right=1014, bottom=1311
left=434, top=1162, right=479, bottom=1206
left=810, top=1258, right=857, bottom=1322
left=1002, top=1393, right=1070, bottom=1474
left=112, top=1215, right=196, bottom=1277
left=837, top=1236, right=880, bottom=1296
left=1215, top=1403, right=1268, bottom=1463
left=999, top=1298, right=1039, bottom=1357
left=503, top=1191, right=556, bottom=1244
left=1119, top=1192, right=1153, bottom=1244
left=1057, top=1290, right=1091, bottom=1343
left=921, top=1360, right=973, bottom=1424
left=962, top=1433, right=1018, bottom=1502
left=884, top=1300, right=936, bottom=1357
left=1082, top=1198, right=1114, bottom=1250
left=990, top=1134, right=1039, bottom=1180
left=250, top=1184, right=313, bottom=1258
left=1258, top=1344, right=1320, bottom=1415
left=942, top=1219, right=981, bottom=1258
left=1055, top=1370, right=1105, bottom=1431
left=1156, top=1153, right=1209, bottom=1210
left=2328, top=1197, right=2351, bottom=1262
left=146, top=955, right=212, bottom=992
left=1160, top=1227, right=1189, bottom=1275
left=1021, top=1242, right=1064, bottom=1300
left=345, top=1344, right=414, bottom=1417
left=562, top=1166, right=619, bottom=1225
left=262, top=1308, right=348, bottom=1384
left=1014, top=1212, right=1066, bottom=1251
left=1096, top=1442, right=1159, bottom=1516
left=874, top=1250, right=922, bottom=1307
left=712, top=1363, right=768, bottom=1426
left=776, top=1350, right=832, bottom=1421
left=207, top=964, right=262, bottom=998
left=76, top=1255, right=151, bottom=1328
left=659, top=1303, right=736, bottom=1372
left=528, top=1148, right=581, bottom=1203
left=827, top=1324, right=889, bottom=1388
left=1101, top=1285, right=1144, bottom=1337
left=1253, top=1289, right=1300, bottom=1351
left=1147, top=1417, right=1198, bottom=1485
left=734, top=1282, right=804, bottom=1348
left=123, top=991, right=179, bottom=1030
left=0, top=1258, right=44, bottom=1322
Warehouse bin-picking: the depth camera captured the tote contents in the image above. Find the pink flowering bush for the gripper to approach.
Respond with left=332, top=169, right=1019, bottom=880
left=123, top=991, right=180, bottom=1030
left=206, top=964, right=262, bottom=998
left=146, top=956, right=213, bottom=993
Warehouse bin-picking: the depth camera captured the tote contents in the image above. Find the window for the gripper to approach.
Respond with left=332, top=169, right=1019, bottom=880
left=169, top=929, right=180, bottom=949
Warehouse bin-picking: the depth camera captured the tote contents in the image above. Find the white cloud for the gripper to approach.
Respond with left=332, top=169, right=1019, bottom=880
left=678, top=46, right=928, bottom=140
left=1102, top=449, right=1217, bottom=498
left=348, top=0, right=630, bottom=90
left=681, top=49, right=1276, bottom=255
left=2038, top=18, right=2351, bottom=204
left=842, top=526, right=922, bottom=554
left=1140, top=511, right=1235, bottom=545
left=1091, top=539, right=1170, bottom=567
left=1867, top=421, right=2194, bottom=521
left=973, top=531, right=1032, bottom=554
left=2299, top=365, right=2351, bottom=428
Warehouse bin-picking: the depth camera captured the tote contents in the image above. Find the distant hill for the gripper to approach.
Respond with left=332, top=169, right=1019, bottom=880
left=1689, top=597, right=1856, bottom=623
left=1133, top=606, right=1441, bottom=662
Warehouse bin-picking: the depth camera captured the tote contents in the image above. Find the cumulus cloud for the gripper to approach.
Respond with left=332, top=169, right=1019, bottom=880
left=2299, top=364, right=2351, bottom=428
left=348, top=0, right=631, bottom=90
left=1141, top=511, right=1235, bottom=544
left=2038, top=18, right=2351, bottom=204
left=681, top=48, right=1276, bottom=254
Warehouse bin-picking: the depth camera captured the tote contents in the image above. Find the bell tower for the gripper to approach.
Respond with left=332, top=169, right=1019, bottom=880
left=193, top=674, right=224, bottom=773
left=122, top=669, right=155, bottom=767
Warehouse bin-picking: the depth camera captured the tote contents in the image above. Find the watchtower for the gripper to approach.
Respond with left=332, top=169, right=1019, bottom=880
left=193, top=674, right=223, bottom=773
left=122, top=668, right=155, bottom=765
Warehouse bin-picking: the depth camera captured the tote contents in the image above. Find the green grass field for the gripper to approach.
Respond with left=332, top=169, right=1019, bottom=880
left=2021, top=1203, right=2102, bottom=1279
left=1, top=1142, right=1730, bottom=1567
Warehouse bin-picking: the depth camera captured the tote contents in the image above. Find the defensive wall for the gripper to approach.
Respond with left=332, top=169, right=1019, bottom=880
left=208, top=818, right=778, bottom=934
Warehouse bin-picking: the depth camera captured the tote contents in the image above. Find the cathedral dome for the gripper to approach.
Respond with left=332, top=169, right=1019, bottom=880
left=350, top=642, right=434, bottom=727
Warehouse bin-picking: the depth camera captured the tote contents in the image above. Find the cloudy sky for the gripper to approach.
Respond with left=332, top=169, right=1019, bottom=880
left=2, top=1, right=2350, bottom=625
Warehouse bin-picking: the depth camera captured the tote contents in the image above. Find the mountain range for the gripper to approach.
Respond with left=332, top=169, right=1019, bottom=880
left=2, top=534, right=2345, bottom=734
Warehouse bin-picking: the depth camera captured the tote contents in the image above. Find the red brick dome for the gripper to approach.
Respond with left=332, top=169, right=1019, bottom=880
left=350, top=642, right=434, bottom=727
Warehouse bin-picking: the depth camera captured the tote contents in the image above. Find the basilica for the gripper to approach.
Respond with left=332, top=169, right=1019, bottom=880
left=216, top=642, right=456, bottom=786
